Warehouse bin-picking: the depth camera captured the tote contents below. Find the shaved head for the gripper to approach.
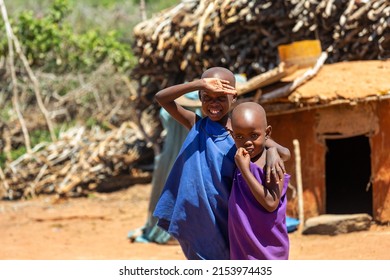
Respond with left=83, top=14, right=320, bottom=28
left=201, top=67, right=236, bottom=87
left=231, top=102, right=267, bottom=128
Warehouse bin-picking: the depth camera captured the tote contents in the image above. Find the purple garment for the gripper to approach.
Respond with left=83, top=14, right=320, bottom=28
left=228, top=161, right=290, bottom=260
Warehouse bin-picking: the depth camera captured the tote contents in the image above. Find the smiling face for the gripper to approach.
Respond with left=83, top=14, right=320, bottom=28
left=200, top=91, right=234, bottom=123
left=199, top=67, right=236, bottom=125
left=231, top=102, right=271, bottom=161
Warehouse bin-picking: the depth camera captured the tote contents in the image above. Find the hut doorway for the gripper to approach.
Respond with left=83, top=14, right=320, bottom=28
left=325, top=135, right=372, bottom=215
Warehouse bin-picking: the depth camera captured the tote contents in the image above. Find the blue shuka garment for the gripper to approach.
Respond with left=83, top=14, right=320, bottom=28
left=154, top=117, right=236, bottom=260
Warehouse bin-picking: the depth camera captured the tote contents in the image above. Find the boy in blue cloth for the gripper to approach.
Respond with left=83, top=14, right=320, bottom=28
left=153, top=67, right=290, bottom=260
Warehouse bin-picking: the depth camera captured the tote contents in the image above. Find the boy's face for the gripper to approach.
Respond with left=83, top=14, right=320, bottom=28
left=199, top=91, right=235, bottom=122
left=200, top=68, right=236, bottom=122
left=231, top=111, right=270, bottom=160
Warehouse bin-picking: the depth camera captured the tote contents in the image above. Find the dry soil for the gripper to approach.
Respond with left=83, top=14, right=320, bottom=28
left=1, top=183, right=389, bottom=260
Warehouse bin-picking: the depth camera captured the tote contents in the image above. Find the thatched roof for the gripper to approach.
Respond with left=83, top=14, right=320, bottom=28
left=288, top=60, right=390, bottom=103
left=252, top=59, right=390, bottom=114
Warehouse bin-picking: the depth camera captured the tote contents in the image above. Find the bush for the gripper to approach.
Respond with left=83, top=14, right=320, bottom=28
left=0, top=0, right=137, bottom=73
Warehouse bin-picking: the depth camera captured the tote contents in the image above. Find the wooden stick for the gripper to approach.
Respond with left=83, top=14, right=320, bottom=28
left=0, top=0, right=56, bottom=142
left=139, top=0, right=147, bottom=21
left=260, top=52, right=328, bottom=103
left=293, top=139, right=304, bottom=233
left=237, top=63, right=290, bottom=96
left=3, top=126, right=12, bottom=162
left=0, top=166, right=10, bottom=191
left=0, top=0, right=32, bottom=153
left=14, top=38, right=57, bottom=142
left=196, top=2, right=215, bottom=54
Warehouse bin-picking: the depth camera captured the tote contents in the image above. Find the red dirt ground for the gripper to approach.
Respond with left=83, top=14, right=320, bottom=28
left=1, top=183, right=389, bottom=260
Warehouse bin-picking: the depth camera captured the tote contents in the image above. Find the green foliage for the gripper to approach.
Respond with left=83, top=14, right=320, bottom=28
left=146, top=0, right=180, bottom=15
left=30, top=129, right=52, bottom=146
left=0, top=0, right=137, bottom=73
left=131, top=0, right=179, bottom=9
left=0, top=153, right=7, bottom=168
left=85, top=117, right=98, bottom=128
left=16, top=9, right=65, bottom=68
left=0, top=104, right=13, bottom=122
left=85, top=117, right=111, bottom=131
left=1, top=146, right=27, bottom=167
left=0, top=0, right=181, bottom=168
left=48, top=0, right=72, bottom=23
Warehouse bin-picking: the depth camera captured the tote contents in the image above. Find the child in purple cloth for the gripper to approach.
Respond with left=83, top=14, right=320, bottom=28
left=229, top=101, right=290, bottom=260
left=153, top=67, right=290, bottom=260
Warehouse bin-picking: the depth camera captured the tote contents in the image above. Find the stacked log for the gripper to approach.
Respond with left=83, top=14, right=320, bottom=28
left=0, top=121, right=154, bottom=200
left=131, top=0, right=390, bottom=107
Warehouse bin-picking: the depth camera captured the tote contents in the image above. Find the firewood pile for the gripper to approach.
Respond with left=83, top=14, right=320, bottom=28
left=0, top=121, right=154, bottom=200
left=0, top=61, right=162, bottom=200
left=131, top=0, right=390, bottom=107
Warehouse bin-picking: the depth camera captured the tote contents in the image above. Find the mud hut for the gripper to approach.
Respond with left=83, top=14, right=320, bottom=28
left=259, top=59, right=390, bottom=223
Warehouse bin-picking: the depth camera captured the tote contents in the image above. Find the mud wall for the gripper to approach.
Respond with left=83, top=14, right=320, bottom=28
left=371, top=99, right=390, bottom=222
left=268, top=99, right=390, bottom=223
left=268, top=109, right=326, bottom=219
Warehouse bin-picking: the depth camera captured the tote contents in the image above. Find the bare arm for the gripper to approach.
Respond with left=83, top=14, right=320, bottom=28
left=235, top=147, right=283, bottom=212
left=155, top=78, right=236, bottom=130
left=265, top=138, right=291, bottom=161
left=155, top=80, right=202, bottom=130
left=265, top=138, right=290, bottom=183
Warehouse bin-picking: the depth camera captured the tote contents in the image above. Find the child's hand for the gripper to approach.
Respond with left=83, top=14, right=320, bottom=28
left=265, top=147, right=286, bottom=183
left=203, top=78, right=237, bottom=95
left=234, top=147, right=250, bottom=172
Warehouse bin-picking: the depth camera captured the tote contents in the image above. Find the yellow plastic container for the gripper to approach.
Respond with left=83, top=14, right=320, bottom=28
left=278, top=40, right=322, bottom=69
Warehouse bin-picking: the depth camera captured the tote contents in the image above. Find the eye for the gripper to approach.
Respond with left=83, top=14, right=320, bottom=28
left=251, top=134, right=259, bottom=139
left=217, top=96, right=227, bottom=102
left=234, top=135, right=243, bottom=140
left=202, top=95, right=211, bottom=102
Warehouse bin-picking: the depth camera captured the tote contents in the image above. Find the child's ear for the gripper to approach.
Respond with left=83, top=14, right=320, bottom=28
left=265, top=125, right=272, bottom=139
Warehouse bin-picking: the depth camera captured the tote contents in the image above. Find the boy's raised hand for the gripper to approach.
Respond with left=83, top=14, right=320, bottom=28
left=202, top=78, right=237, bottom=95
